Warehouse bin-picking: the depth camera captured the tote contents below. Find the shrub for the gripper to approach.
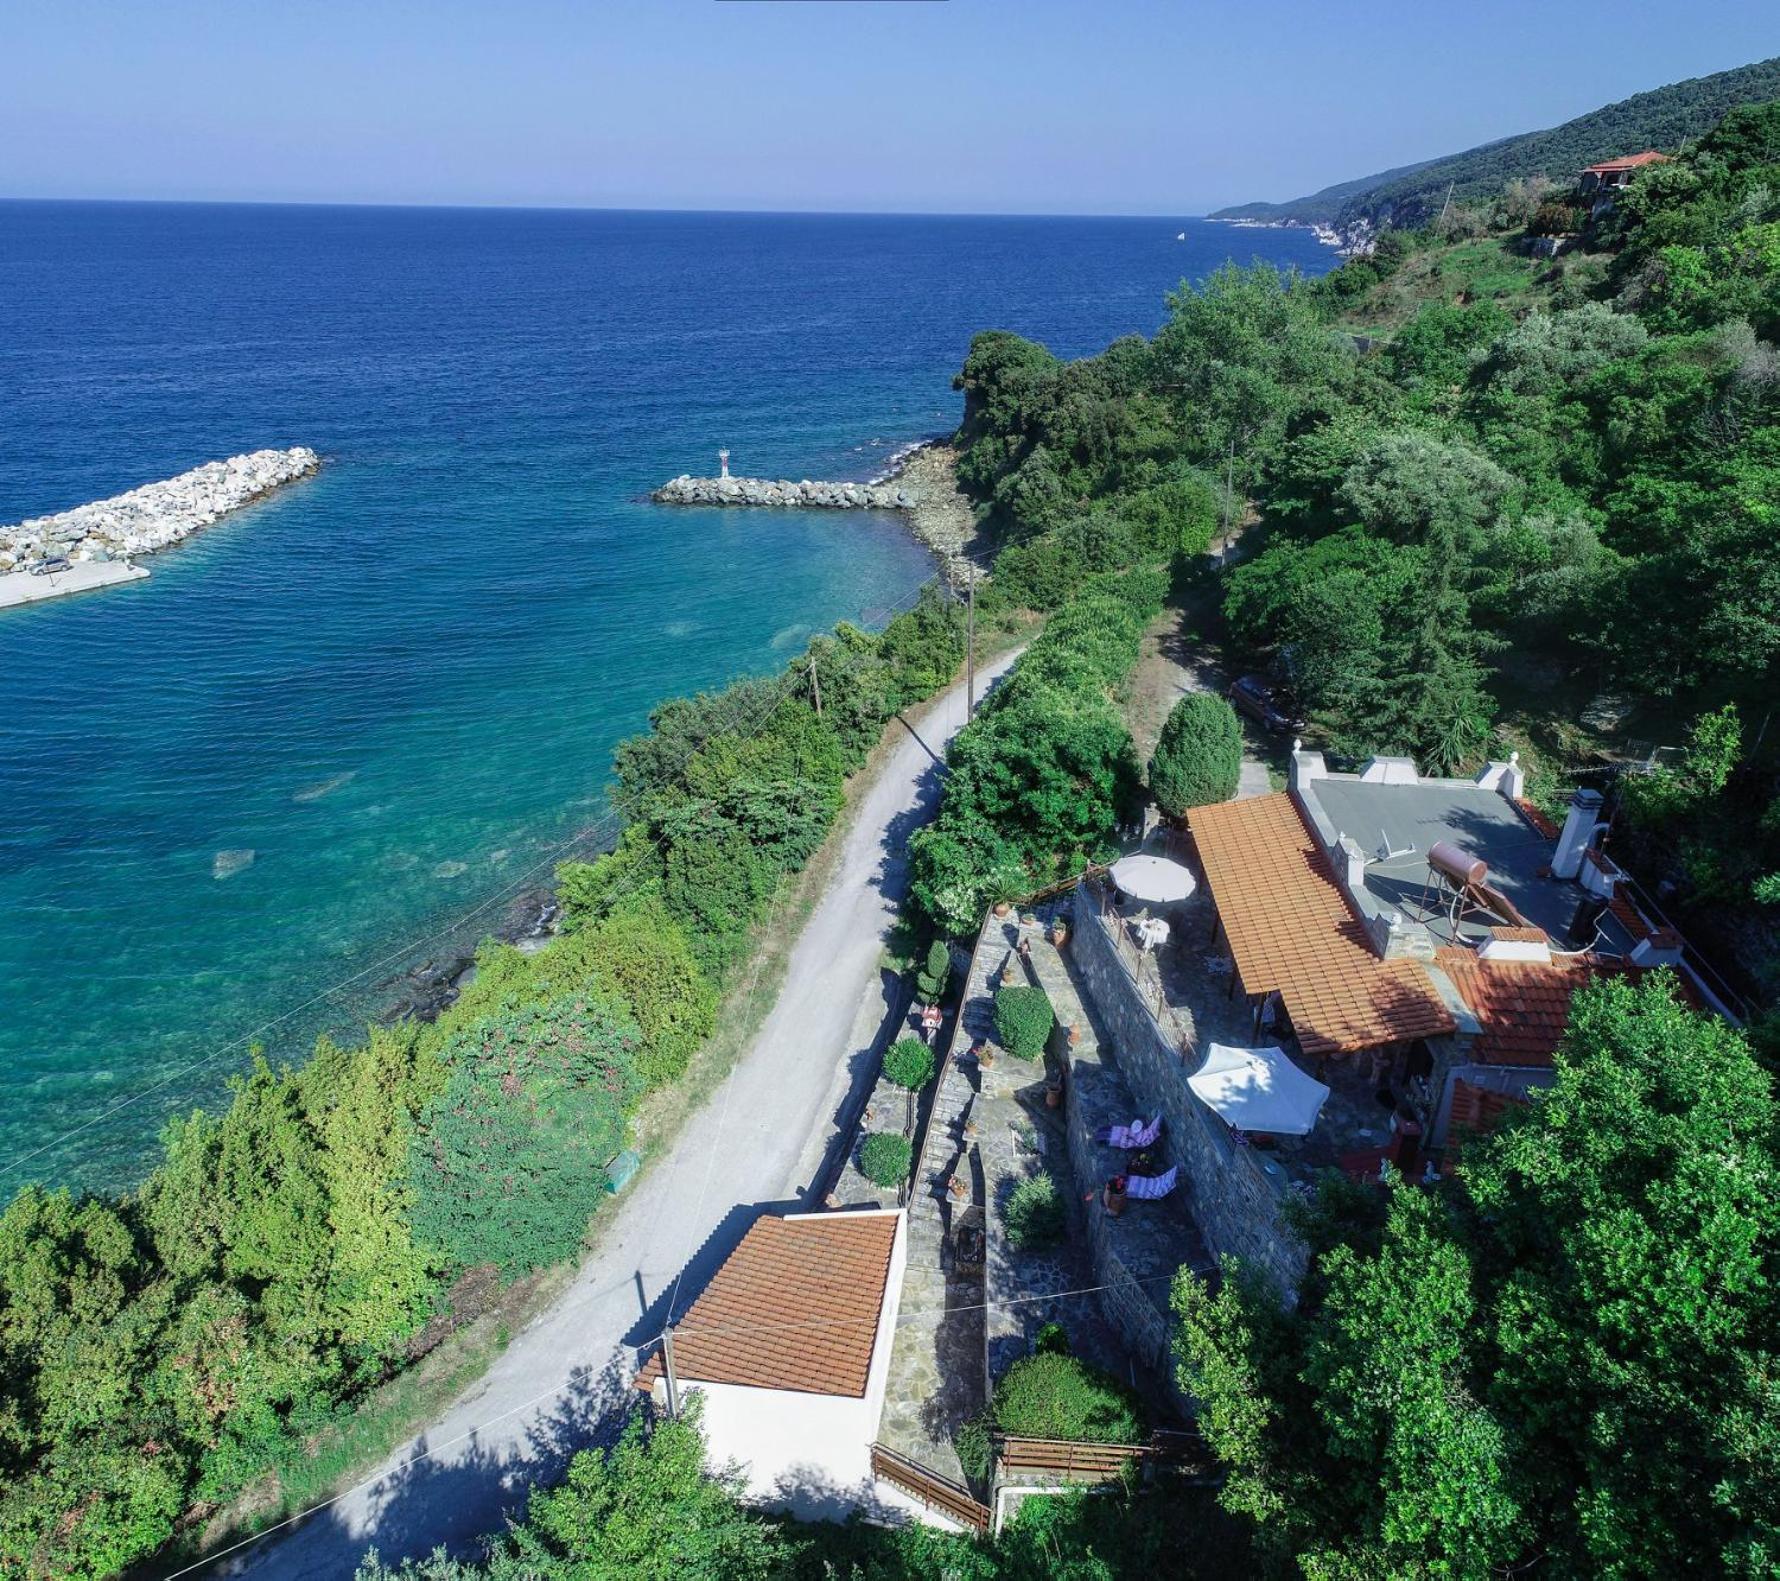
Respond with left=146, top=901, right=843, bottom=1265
left=1003, top=1172, right=1066, bottom=1250
left=1150, top=692, right=1243, bottom=816
left=990, top=1351, right=1145, bottom=1444
left=408, top=992, right=643, bottom=1279
left=914, top=938, right=952, bottom=1004
left=882, top=1037, right=936, bottom=1092
left=859, top=1132, right=913, bottom=1189
left=954, top=1415, right=993, bottom=1484
left=1034, top=1321, right=1070, bottom=1356
left=995, top=985, right=1055, bottom=1060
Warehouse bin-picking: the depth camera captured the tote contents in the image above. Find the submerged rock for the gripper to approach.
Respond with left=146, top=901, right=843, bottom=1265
left=213, top=848, right=256, bottom=880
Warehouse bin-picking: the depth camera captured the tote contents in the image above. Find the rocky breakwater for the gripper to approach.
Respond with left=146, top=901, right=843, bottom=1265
left=0, top=447, right=321, bottom=575
left=652, top=474, right=915, bottom=510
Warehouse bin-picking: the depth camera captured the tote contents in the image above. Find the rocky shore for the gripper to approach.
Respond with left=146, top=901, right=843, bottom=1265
left=652, top=473, right=915, bottom=510
left=895, top=441, right=986, bottom=585
left=0, top=447, right=320, bottom=575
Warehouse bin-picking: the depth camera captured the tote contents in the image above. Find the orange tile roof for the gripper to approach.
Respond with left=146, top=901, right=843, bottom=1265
left=1489, top=926, right=1549, bottom=944
left=1516, top=799, right=1561, bottom=839
left=635, top=1211, right=898, bottom=1398
left=1435, top=948, right=1629, bottom=1065
left=1583, top=151, right=1668, bottom=174
left=1189, top=794, right=1455, bottom=1056
left=1448, top=1078, right=1530, bottom=1135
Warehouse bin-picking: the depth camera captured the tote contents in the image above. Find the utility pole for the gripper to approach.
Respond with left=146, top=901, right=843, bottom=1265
left=1221, top=439, right=1236, bottom=561
left=964, top=570, right=976, bottom=715
left=662, top=1324, right=681, bottom=1419
left=808, top=652, right=822, bottom=718
left=1438, top=180, right=1455, bottom=223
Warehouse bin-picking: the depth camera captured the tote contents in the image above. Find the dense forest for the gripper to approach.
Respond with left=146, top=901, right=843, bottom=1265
left=0, top=587, right=974, bottom=1577
left=1213, top=53, right=1780, bottom=230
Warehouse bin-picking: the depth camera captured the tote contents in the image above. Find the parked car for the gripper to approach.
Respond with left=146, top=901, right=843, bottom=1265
left=30, top=557, right=72, bottom=577
left=1229, top=674, right=1302, bottom=734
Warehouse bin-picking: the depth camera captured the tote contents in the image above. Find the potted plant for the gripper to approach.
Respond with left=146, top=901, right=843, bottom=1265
left=948, top=1173, right=968, bottom=1200
left=963, top=1116, right=979, bottom=1141
left=1103, top=1175, right=1128, bottom=1217
left=977, top=1043, right=997, bottom=1073
left=1044, top=1066, right=1064, bottom=1109
left=993, top=899, right=1012, bottom=918
left=1049, top=915, right=1071, bottom=948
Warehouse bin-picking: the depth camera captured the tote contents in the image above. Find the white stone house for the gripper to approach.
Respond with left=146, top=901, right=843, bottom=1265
left=635, top=1207, right=909, bottom=1522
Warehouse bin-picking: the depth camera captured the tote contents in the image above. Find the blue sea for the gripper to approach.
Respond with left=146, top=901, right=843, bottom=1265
left=0, top=203, right=1334, bottom=1190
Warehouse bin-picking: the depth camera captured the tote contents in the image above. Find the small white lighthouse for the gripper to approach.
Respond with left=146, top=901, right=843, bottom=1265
left=718, top=448, right=730, bottom=480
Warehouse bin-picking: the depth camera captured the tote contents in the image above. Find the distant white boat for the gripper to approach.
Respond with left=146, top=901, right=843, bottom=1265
left=1176, top=231, right=1186, bottom=240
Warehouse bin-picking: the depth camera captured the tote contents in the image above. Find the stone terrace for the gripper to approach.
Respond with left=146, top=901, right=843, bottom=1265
left=1024, top=911, right=1213, bottom=1406
left=876, top=928, right=995, bottom=1482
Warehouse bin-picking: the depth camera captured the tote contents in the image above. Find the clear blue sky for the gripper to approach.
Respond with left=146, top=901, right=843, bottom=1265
left=4, top=0, right=1776, bottom=213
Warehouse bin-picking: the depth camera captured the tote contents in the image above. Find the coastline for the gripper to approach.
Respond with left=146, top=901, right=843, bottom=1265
left=874, top=438, right=987, bottom=585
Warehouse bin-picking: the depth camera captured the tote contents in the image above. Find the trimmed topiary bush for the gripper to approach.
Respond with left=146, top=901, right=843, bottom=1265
left=995, top=984, right=1055, bottom=1061
left=860, top=1131, right=913, bottom=1189
left=1002, top=1172, right=1065, bottom=1250
left=1150, top=692, right=1243, bottom=817
left=990, top=1350, right=1145, bottom=1444
left=915, top=938, right=953, bottom=1004
left=883, top=1036, right=937, bottom=1092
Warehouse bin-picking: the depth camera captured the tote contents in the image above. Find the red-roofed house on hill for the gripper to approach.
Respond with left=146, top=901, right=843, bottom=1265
left=635, top=1208, right=909, bottom=1522
left=1580, top=150, right=1669, bottom=214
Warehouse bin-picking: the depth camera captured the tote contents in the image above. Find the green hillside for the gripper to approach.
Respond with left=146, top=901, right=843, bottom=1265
left=1213, top=55, right=1780, bottom=229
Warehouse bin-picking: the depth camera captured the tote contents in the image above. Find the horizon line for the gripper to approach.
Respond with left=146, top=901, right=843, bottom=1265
left=0, top=193, right=1230, bottom=223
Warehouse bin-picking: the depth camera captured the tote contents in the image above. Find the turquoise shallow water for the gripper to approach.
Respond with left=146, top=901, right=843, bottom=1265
left=0, top=203, right=1334, bottom=1189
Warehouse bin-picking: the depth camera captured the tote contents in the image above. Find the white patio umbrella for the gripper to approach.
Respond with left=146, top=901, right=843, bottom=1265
left=1109, top=853, right=1197, bottom=904
left=1188, top=1043, right=1330, bottom=1136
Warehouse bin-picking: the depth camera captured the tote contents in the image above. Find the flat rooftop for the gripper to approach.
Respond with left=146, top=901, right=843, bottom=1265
left=1304, top=778, right=1635, bottom=953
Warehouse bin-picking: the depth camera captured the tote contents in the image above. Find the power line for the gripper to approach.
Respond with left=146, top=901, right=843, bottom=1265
left=1, top=574, right=951, bottom=1184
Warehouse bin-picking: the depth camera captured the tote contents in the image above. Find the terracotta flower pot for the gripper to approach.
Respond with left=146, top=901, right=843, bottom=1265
left=978, top=1049, right=996, bottom=1072
left=963, top=1119, right=979, bottom=1140
left=993, top=900, right=1012, bottom=918
left=1050, top=922, right=1070, bottom=948
left=1045, top=1080, right=1063, bottom=1110
left=948, top=1175, right=968, bottom=1200
left=1103, top=1180, right=1128, bottom=1217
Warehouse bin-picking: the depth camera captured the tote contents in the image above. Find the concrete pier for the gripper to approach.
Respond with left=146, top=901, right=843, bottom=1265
left=652, top=474, right=915, bottom=509
left=0, top=560, right=151, bottom=609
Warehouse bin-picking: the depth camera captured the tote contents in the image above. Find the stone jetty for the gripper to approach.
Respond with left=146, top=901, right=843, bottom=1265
left=0, top=447, right=321, bottom=576
left=652, top=474, right=915, bottom=510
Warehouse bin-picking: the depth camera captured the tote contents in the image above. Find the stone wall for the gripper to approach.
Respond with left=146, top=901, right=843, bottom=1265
left=1070, top=885, right=1308, bottom=1297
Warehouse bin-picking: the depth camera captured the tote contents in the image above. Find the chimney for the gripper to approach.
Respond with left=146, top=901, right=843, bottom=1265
left=1551, top=788, right=1604, bottom=881
left=1334, top=832, right=1367, bottom=890
left=1630, top=927, right=1684, bottom=968
left=1290, top=739, right=1327, bottom=791
left=1475, top=750, right=1525, bottom=801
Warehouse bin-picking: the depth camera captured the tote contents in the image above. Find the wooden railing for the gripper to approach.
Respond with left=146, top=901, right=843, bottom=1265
left=996, top=1429, right=1215, bottom=1482
left=870, top=1442, right=991, bottom=1533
